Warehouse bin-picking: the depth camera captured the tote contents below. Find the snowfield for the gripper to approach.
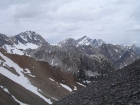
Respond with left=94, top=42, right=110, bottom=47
left=0, top=52, right=52, bottom=104
left=2, top=42, right=39, bottom=56
left=60, top=83, right=72, bottom=92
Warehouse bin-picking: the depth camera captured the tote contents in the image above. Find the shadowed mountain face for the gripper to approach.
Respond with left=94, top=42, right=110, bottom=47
left=29, top=45, right=116, bottom=84
left=53, top=59, right=140, bottom=105
left=99, top=44, right=140, bottom=69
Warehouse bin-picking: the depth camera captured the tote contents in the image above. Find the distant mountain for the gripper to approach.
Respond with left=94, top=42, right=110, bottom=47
left=1, top=31, right=49, bottom=56
left=76, top=36, right=105, bottom=47
left=99, top=44, right=140, bottom=69
left=53, top=59, right=140, bottom=105
left=58, top=36, right=105, bottom=47
left=13, top=31, right=49, bottom=46
left=58, top=38, right=78, bottom=47
left=56, top=38, right=140, bottom=69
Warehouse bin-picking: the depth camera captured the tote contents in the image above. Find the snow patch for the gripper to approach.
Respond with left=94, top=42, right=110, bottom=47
left=68, top=68, right=70, bottom=71
left=2, top=41, right=39, bottom=56
left=51, top=97, right=58, bottom=101
left=24, top=68, right=35, bottom=77
left=2, top=45, right=24, bottom=55
left=15, top=42, right=39, bottom=50
left=74, top=86, right=77, bottom=90
left=77, top=82, right=86, bottom=87
left=85, top=70, right=101, bottom=77
left=51, top=59, right=58, bottom=66
left=86, top=80, right=91, bottom=84
left=49, top=78, right=54, bottom=81
left=115, top=49, right=118, bottom=52
left=51, top=59, right=54, bottom=66
left=20, top=35, right=28, bottom=42
left=60, top=83, right=72, bottom=92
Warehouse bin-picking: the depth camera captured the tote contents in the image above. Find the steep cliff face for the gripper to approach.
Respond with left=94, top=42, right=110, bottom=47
left=53, top=59, right=140, bottom=105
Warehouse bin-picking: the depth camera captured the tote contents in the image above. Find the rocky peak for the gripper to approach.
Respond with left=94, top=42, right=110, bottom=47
left=58, top=38, right=78, bottom=47
left=76, top=36, right=105, bottom=47
left=92, top=39, right=105, bottom=46
left=14, top=31, right=49, bottom=46
left=76, top=36, right=89, bottom=42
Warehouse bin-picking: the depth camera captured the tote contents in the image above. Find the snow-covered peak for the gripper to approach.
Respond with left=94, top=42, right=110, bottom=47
left=14, top=31, right=49, bottom=46
left=76, top=36, right=105, bottom=47
left=0, top=31, right=50, bottom=56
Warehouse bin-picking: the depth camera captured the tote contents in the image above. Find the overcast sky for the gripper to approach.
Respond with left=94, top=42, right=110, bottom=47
left=0, top=0, right=140, bottom=45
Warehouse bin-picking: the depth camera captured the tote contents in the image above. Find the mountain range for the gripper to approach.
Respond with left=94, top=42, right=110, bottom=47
left=0, top=31, right=140, bottom=105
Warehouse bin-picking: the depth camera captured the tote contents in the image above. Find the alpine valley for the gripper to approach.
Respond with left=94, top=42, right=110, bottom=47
left=0, top=31, right=140, bottom=105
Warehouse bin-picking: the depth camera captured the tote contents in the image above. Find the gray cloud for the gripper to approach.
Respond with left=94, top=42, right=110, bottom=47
left=0, top=0, right=140, bottom=45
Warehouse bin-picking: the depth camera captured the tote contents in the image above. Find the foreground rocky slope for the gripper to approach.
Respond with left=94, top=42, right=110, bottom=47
left=0, top=48, right=84, bottom=105
left=0, top=86, right=19, bottom=105
left=53, top=59, right=140, bottom=105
